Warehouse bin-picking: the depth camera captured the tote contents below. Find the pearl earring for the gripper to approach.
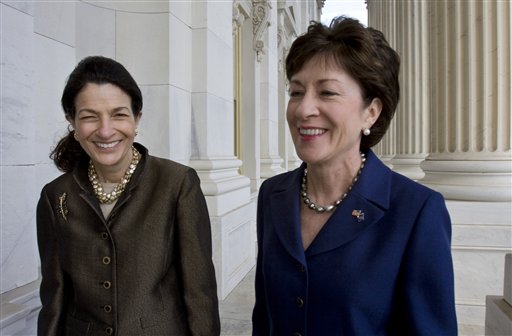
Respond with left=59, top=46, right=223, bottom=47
left=74, top=131, right=79, bottom=141
left=135, top=129, right=139, bottom=136
left=363, top=128, right=371, bottom=136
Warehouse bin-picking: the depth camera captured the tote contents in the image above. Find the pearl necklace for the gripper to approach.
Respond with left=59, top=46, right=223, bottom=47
left=88, top=146, right=141, bottom=204
left=301, top=152, right=366, bottom=214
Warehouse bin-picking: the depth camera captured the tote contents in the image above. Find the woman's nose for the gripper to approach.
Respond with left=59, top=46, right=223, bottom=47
left=97, top=118, right=115, bottom=138
left=295, top=93, right=319, bottom=119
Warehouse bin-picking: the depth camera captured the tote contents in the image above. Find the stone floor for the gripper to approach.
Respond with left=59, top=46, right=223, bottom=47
left=219, top=267, right=255, bottom=336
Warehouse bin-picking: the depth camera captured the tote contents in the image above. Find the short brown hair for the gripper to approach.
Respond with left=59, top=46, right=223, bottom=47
left=285, top=16, right=400, bottom=149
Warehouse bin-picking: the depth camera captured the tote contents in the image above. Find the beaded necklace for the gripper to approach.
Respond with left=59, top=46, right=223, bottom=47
left=301, top=152, right=366, bottom=213
left=88, top=146, right=140, bottom=204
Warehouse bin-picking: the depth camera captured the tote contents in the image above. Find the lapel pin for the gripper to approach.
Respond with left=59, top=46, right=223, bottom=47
left=352, top=209, right=365, bottom=222
left=57, top=192, right=68, bottom=221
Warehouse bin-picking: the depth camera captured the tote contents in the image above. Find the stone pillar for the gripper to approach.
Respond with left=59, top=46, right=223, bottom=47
left=387, top=0, right=430, bottom=180
left=368, top=0, right=397, bottom=168
left=370, top=0, right=429, bottom=177
left=188, top=1, right=254, bottom=299
left=255, top=0, right=285, bottom=179
left=277, top=3, right=301, bottom=171
left=233, top=0, right=262, bottom=192
left=421, top=0, right=511, bottom=202
left=419, top=1, right=512, bottom=332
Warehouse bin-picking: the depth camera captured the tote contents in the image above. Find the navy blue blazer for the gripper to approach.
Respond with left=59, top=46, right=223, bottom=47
left=252, top=150, right=457, bottom=336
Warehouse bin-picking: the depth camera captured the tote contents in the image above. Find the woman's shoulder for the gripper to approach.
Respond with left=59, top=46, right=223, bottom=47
left=143, top=155, right=200, bottom=186
left=387, top=169, right=447, bottom=210
left=365, top=150, right=438, bottom=196
left=146, top=155, right=192, bottom=173
left=147, top=155, right=193, bottom=171
left=364, top=151, right=445, bottom=206
left=390, top=169, right=439, bottom=196
left=136, top=144, right=192, bottom=174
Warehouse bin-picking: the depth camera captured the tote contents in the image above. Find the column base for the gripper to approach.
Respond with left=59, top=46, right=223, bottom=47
left=189, top=158, right=255, bottom=299
left=378, top=154, right=395, bottom=169
left=190, top=158, right=251, bottom=216
left=389, top=154, right=427, bottom=181
left=260, top=155, right=285, bottom=179
left=420, top=157, right=512, bottom=201
left=211, top=194, right=257, bottom=299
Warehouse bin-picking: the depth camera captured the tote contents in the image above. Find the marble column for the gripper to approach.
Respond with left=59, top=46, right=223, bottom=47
left=419, top=1, right=512, bottom=332
left=421, top=0, right=511, bottom=202
left=188, top=1, right=254, bottom=299
left=369, top=0, right=429, bottom=177
left=368, top=0, right=397, bottom=168
left=277, top=3, right=301, bottom=171
left=387, top=0, right=430, bottom=180
left=255, top=0, right=285, bottom=179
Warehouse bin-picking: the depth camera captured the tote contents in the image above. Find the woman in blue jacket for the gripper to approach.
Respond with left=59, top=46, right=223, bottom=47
left=252, top=16, right=457, bottom=335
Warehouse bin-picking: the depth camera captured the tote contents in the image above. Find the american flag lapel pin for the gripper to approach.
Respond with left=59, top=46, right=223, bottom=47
left=352, top=209, right=365, bottom=222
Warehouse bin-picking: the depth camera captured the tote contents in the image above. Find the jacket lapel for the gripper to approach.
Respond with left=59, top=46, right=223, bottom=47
left=269, top=167, right=307, bottom=265
left=305, top=150, right=392, bottom=257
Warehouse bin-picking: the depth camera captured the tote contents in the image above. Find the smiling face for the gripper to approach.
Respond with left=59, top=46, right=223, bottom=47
left=69, top=83, right=141, bottom=180
left=286, top=56, right=381, bottom=169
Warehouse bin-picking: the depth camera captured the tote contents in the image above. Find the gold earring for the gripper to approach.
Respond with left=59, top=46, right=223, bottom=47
left=74, top=131, right=79, bottom=141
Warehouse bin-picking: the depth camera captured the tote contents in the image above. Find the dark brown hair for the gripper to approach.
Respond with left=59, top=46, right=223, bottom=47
left=285, top=16, right=400, bottom=149
left=50, top=56, right=143, bottom=172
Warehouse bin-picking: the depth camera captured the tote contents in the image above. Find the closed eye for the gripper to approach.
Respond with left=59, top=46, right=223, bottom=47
left=289, top=90, right=304, bottom=97
left=321, top=90, right=338, bottom=96
left=79, top=115, right=97, bottom=121
left=111, top=107, right=131, bottom=119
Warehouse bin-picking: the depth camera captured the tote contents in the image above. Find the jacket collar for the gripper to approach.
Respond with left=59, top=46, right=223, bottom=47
left=269, top=149, right=392, bottom=261
left=72, top=142, right=149, bottom=221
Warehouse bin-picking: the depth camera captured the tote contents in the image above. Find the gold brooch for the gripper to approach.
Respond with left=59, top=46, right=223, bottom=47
left=352, top=209, right=365, bottom=222
left=57, top=193, right=68, bottom=221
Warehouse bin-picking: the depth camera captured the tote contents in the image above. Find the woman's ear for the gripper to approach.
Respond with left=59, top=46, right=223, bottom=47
left=365, top=97, right=382, bottom=127
left=66, top=116, right=76, bottom=129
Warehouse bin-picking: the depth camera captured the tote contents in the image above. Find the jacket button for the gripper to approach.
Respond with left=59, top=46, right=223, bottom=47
left=105, top=327, right=113, bottom=335
left=102, top=281, right=111, bottom=289
left=103, top=304, right=112, bottom=313
left=102, top=256, right=111, bottom=265
left=296, top=297, right=304, bottom=308
left=100, top=232, right=109, bottom=240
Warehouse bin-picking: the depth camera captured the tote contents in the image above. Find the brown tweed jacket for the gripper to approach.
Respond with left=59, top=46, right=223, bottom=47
left=36, top=143, right=220, bottom=336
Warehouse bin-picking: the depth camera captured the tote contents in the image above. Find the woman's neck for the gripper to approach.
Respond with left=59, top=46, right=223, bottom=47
left=93, top=151, right=133, bottom=184
left=305, top=152, right=363, bottom=205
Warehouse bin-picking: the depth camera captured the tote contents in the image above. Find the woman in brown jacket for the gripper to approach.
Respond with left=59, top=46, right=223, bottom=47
left=37, top=56, right=220, bottom=335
